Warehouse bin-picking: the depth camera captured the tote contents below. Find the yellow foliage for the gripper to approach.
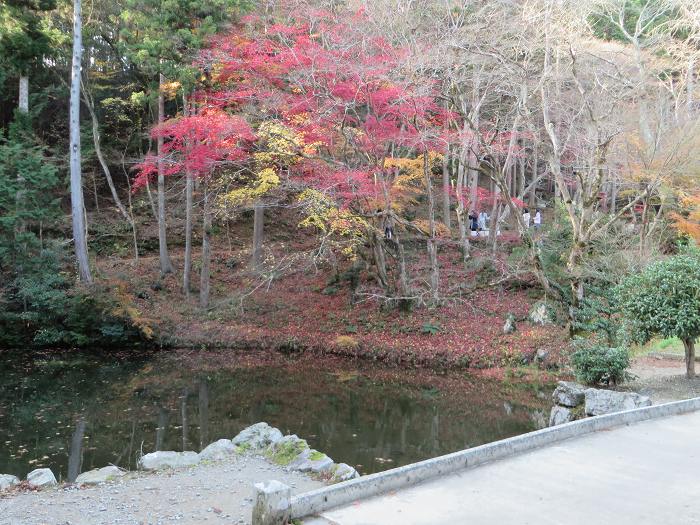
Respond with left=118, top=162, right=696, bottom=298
left=160, top=81, right=182, bottom=100
left=111, top=283, right=154, bottom=339
left=220, top=167, right=280, bottom=206
left=217, top=122, right=304, bottom=211
left=411, top=218, right=451, bottom=238
left=383, top=152, right=443, bottom=212
left=297, top=189, right=367, bottom=257
left=254, top=121, right=303, bottom=167
left=334, top=335, right=360, bottom=350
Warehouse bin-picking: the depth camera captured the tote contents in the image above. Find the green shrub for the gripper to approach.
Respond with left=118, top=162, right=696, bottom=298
left=616, top=253, right=700, bottom=377
left=570, top=341, right=630, bottom=386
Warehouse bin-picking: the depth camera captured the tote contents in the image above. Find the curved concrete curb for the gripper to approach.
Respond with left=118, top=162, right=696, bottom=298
left=287, top=396, right=700, bottom=520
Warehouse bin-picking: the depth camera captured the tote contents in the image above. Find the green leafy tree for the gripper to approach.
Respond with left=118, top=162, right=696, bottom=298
left=0, top=0, right=58, bottom=112
left=0, top=113, right=60, bottom=267
left=617, top=253, right=700, bottom=378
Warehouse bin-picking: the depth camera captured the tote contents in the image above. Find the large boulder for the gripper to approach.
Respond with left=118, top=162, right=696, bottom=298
left=75, top=466, right=125, bottom=485
left=552, top=381, right=586, bottom=407
left=137, top=451, right=200, bottom=471
left=329, top=463, right=360, bottom=483
left=233, top=422, right=283, bottom=452
left=0, top=474, right=20, bottom=491
left=528, top=300, right=556, bottom=326
left=26, top=468, right=57, bottom=488
left=548, top=405, right=574, bottom=426
left=287, top=449, right=334, bottom=474
left=199, top=439, right=237, bottom=461
left=584, top=389, right=652, bottom=416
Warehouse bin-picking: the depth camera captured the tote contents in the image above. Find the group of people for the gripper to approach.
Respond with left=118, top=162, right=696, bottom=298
left=466, top=208, right=543, bottom=235
left=468, top=211, right=490, bottom=232
left=522, top=208, right=542, bottom=230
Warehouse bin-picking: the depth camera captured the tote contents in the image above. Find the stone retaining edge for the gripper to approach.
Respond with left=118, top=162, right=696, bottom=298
left=290, top=396, right=700, bottom=519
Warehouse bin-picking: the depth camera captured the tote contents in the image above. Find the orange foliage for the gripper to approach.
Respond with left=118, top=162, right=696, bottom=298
left=672, top=193, right=700, bottom=243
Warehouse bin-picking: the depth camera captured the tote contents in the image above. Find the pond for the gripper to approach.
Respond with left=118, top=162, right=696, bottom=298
left=0, top=349, right=552, bottom=482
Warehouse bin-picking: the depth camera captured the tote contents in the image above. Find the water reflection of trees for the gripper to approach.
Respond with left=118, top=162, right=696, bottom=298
left=0, top=354, right=551, bottom=478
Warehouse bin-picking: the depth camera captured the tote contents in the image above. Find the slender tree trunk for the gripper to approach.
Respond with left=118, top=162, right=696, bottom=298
left=183, top=94, right=193, bottom=296
left=84, top=84, right=138, bottom=261
left=155, top=407, right=168, bottom=451
left=15, top=76, right=29, bottom=236
left=683, top=338, right=696, bottom=379
left=424, top=152, right=439, bottom=303
left=687, top=56, right=695, bottom=118
left=455, top=143, right=470, bottom=264
left=19, top=76, right=29, bottom=113
left=180, top=388, right=189, bottom=451
left=441, top=150, right=451, bottom=230
left=198, top=379, right=209, bottom=449
left=157, top=73, right=174, bottom=275
left=468, top=142, right=479, bottom=213
left=199, top=177, right=212, bottom=308
left=370, top=231, right=389, bottom=292
left=518, top=148, right=525, bottom=198
left=67, top=418, right=86, bottom=482
left=69, top=0, right=92, bottom=283
left=251, top=202, right=264, bottom=269
left=529, top=141, right=538, bottom=208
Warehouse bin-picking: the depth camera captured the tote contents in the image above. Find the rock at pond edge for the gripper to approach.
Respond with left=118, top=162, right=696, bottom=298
left=0, top=474, right=20, bottom=491
left=552, top=381, right=586, bottom=407
left=138, top=451, right=200, bottom=471
left=199, top=439, right=237, bottom=461
left=232, top=422, right=283, bottom=452
left=584, top=389, right=652, bottom=416
left=26, top=468, right=57, bottom=488
left=75, top=465, right=125, bottom=485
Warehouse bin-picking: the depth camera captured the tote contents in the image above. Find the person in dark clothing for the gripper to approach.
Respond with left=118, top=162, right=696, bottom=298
left=468, top=211, right=478, bottom=232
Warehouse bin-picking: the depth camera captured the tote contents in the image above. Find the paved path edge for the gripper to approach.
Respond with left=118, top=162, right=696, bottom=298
left=290, top=396, right=700, bottom=519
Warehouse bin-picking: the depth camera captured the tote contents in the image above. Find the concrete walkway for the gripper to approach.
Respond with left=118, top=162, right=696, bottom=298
left=306, top=410, right=700, bottom=525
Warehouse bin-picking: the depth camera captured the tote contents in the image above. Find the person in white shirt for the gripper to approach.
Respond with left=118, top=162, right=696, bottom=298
left=522, top=208, right=531, bottom=228
left=534, top=209, right=542, bottom=230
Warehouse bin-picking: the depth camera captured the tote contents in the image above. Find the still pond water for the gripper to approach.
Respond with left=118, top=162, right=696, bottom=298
left=0, top=350, right=552, bottom=481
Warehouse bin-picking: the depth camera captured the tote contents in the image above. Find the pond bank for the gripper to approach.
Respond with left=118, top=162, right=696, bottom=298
left=0, top=452, right=323, bottom=525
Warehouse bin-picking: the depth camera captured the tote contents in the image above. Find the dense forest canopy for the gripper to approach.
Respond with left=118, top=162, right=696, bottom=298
left=0, top=0, right=699, bottom=373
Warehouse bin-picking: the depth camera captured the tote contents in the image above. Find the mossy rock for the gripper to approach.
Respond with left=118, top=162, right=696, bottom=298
left=266, top=435, right=309, bottom=466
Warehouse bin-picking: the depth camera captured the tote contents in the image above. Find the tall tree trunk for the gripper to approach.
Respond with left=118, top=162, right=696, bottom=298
left=529, top=141, right=538, bottom=208
left=67, top=418, right=86, bottom=482
left=424, top=152, right=439, bottom=303
left=19, top=76, right=29, bottom=113
left=455, top=144, right=470, bottom=264
left=518, top=147, right=525, bottom=198
left=441, top=150, right=451, bottom=230
left=251, top=202, right=264, bottom=269
left=180, top=388, right=189, bottom=451
left=69, top=0, right=92, bottom=284
left=155, top=407, right=168, bottom=451
left=183, top=94, right=194, bottom=296
left=198, top=378, right=209, bottom=449
left=687, top=56, right=695, bottom=118
left=683, top=338, right=696, bottom=379
left=489, top=182, right=501, bottom=254
left=468, top=141, right=479, bottom=213
left=157, top=73, right=174, bottom=275
left=15, top=76, right=29, bottom=235
left=199, top=177, right=212, bottom=308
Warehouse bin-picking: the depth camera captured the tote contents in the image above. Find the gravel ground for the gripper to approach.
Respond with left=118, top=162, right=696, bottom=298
left=0, top=454, right=323, bottom=525
left=625, top=356, right=700, bottom=404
